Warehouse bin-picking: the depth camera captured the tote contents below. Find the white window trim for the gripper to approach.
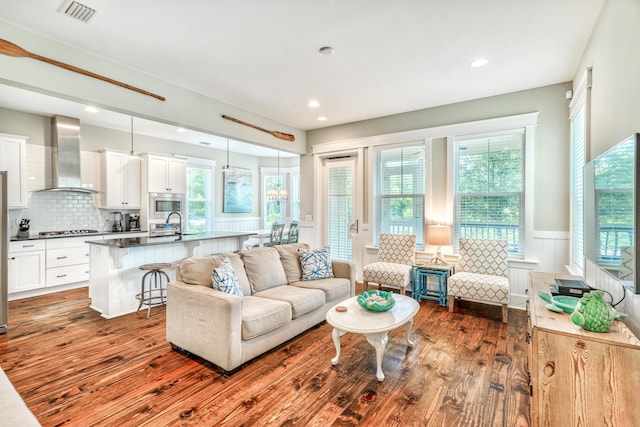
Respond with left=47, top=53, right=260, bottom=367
left=446, top=120, right=536, bottom=260
left=370, top=140, right=431, bottom=248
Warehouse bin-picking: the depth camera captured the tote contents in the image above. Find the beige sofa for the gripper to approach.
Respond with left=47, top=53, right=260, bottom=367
left=166, top=243, right=355, bottom=371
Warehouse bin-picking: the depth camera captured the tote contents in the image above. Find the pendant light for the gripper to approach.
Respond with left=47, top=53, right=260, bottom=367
left=222, top=138, right=232, bottom=171
left=267, top=151, right=288, bottom=204
left=129, top=116, right=137, bottom=157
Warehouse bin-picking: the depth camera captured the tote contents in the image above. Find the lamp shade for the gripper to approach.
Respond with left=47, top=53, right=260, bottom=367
left=427, top=225, right=451, bottom=246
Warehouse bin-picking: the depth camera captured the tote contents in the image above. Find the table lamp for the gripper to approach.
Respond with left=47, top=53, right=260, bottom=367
left=427, top=225, right=451, bottom=265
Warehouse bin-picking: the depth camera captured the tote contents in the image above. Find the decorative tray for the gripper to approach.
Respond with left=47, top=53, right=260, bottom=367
left=357, top=290, right=395, bottom=312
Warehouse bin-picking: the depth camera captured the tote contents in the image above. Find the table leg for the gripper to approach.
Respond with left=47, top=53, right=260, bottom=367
left=365, top=332, right=389, bottom=381
left=405, top=318, right=415, bottom=347
left=331, top=328, right=346, bottom=365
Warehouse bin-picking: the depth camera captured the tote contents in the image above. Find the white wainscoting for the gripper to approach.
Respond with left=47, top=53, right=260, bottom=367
left=585, top=259, right=640, bottom=336
left=359, top=229, right=570, bottom=310
left=212, top=217, right=261, bottom=232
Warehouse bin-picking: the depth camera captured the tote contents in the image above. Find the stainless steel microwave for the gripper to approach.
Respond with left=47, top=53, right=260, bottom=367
left=149, top=193, right=184, bottom=218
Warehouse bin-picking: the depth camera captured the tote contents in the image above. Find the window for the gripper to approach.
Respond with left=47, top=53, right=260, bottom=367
left=327, top=162, right=353, bottom=260
left=373, top=145, right=425, bottom=247
left=264, top=173, right=285, bottom=228
left=453, top=132, right=525, bottom=257
left=569, top=69, right=591, bottom=275
left=186, top=161, right=213, bottom=232
left=262, top=166, right=299, bottom=229
left=290, top=170, right=300, bottom=222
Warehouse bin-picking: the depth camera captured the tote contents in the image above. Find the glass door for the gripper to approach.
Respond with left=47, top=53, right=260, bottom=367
left=322, top=157, right=360, bottom=264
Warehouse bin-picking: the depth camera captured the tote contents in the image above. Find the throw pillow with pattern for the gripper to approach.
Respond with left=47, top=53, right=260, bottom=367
left=298, top=246, right=333, bottom=280
left=212, top=258, right=243, bottom=297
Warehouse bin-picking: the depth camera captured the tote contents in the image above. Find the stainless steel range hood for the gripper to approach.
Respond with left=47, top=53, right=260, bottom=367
left=38, top=115, right=97, bottom=194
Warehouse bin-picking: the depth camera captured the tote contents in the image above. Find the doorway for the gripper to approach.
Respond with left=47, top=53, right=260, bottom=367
left=320, top=154, right=363, bottom=268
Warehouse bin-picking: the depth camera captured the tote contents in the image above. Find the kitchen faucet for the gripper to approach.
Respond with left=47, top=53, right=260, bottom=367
left=165, top=211, right=182, bottom=235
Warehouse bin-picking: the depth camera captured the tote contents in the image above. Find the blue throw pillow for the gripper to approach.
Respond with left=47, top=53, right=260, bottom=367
left=212, top=258, right=243, bottom=297
left=298, top=246, right=333, bottom=280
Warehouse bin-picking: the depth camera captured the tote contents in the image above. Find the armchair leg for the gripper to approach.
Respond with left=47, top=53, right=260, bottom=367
left=364, top=280, right=369, bottom=291
left=501, top=304, right=508, bottom=324
left=448, top=295, right=455, bottom=313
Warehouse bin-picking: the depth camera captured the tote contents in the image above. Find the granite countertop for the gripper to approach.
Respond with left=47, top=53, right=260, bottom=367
left=10, top=230, right=148, bottom=242
left=86, top=231, right=256, bottom=248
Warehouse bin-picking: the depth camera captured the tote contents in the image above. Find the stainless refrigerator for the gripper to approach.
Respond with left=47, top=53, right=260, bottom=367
left=0, top=171, right=7, bottom=333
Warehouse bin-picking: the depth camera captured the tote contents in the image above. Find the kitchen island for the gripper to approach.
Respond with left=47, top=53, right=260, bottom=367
left=87, top=231, right=254, bottom=318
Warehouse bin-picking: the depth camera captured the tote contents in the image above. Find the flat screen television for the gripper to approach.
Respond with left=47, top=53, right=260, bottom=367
left=583, top=133, right=639, bottom=294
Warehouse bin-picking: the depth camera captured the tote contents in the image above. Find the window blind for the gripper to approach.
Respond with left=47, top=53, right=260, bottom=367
left=570, top=105, right=586, bottom=272
left=453, top=132, right=524, bottom=257
left=373, top=145, right=425, bottom=247
left=327, top=166, right=352, bottom=260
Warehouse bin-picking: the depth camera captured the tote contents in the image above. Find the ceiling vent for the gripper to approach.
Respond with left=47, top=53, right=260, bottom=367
left=60, top=1, right=97, bottom=23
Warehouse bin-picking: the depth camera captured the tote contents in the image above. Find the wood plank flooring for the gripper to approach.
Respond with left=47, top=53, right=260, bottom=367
left=0, top=286, right=530, bottom=426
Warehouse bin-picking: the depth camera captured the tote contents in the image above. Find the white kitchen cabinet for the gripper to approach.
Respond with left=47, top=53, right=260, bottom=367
left=0, top=133, right=28, bottom=208
left=8, top=240, right=46, bottom=293
left=145, top=154, right=186, bottom=194
left=99, top=150, right=141, bottom=209
left=45, top=236, right=96, bottom=287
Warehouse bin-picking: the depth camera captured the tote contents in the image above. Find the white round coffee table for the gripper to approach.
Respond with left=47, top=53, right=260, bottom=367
left=326, top=294, right=420, bottom=381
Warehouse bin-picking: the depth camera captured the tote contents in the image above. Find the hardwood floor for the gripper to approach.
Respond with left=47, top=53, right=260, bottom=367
left=0, top=286, right=530, bottom=426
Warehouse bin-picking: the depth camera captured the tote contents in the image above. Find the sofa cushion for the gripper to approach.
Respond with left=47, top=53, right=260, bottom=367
left=212, top=258, right=243, bottom=297
left=275, top=243, right=310, bottom=283
left=298, top=246, right=333, bottom=280
left=241, top=247, right=288, bottom=293
left=178, top=253, right=251, bottom=296
left=241, top=296, right=292, bottom=340
left=291, top=277, right=351, bottom=302
left=253, top=285, right=325, bottom=319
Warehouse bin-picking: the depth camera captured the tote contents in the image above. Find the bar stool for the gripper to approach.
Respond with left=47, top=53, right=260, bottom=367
left=136, top=262, right=171, bottom=318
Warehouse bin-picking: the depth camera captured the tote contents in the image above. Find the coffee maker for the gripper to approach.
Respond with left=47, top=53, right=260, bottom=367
left=128, top=214, right=140, bottom=231
left=112, top=212, right=123, bottom=232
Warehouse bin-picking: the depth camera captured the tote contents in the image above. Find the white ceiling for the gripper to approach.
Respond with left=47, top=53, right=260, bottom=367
left=0, top=0, right=604, bottom=145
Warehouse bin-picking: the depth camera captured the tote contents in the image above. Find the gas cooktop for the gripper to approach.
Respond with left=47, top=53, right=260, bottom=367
left=38, top=229, right=100, bottom=237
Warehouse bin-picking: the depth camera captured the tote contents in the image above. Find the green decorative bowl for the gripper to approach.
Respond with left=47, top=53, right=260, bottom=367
left=551, top=295, right=580, bottom=313
left=538, top=291, right=580, bottom=314
left=357, top=290, right=395, bottom=312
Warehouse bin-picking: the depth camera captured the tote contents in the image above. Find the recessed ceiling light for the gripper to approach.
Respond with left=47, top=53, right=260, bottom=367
left=470, top=58, right=488, bottom=68
left=317, top=116, right=327, bottom=121
left=308, top=100, right=320, bottom=108
left=84, top=106, right=99, bottom=113
left=319, top=46, right=334, bottom=55
left=176, top=127, right=187, bottom=133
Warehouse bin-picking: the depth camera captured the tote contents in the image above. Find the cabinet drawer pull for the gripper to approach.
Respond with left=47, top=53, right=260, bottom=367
left=56, top=274, right=67, bottom=278
left=22, top=244, right=34, bottom=248
left=56, top=256, right=67, bottom=260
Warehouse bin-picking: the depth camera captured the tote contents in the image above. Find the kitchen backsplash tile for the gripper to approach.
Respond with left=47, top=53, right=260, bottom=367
left=8, top=192, right=135, bottom=236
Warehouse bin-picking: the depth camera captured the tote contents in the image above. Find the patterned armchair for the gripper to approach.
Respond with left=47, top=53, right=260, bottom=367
left=619, top=246, right=634, bottom=281
left=448, top=238, right=510, bottom=323
left=363, top=234, right=416, bottom=296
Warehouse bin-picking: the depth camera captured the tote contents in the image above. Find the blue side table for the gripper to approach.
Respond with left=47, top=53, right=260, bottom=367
left=411, top=264, right=454, bottom=306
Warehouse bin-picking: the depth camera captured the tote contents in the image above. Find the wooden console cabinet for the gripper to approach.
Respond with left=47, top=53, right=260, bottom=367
left=527, top=272, right=640, bottom=426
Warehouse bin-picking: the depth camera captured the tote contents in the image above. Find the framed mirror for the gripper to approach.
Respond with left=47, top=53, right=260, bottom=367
left=583, top=134, right=639, bottom=293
